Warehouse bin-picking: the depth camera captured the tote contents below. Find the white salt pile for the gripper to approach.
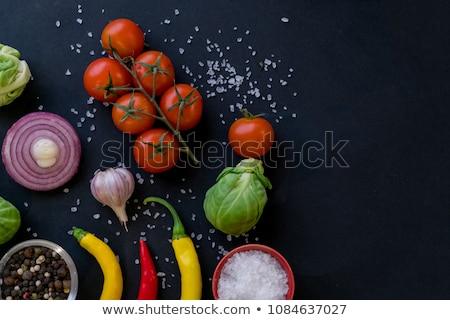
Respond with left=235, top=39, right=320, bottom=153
left=217, top=250, right=289, bottom=300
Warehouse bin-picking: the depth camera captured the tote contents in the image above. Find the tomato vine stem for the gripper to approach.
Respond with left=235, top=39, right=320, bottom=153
left=110, top=49, right=200, bottom=165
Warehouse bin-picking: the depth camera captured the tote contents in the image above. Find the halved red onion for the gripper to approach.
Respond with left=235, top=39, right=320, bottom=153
left=1, top=112, right=82, bottom=191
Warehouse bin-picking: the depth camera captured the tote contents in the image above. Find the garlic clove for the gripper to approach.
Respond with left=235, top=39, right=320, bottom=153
left=90, top=167, right=135, bottom=231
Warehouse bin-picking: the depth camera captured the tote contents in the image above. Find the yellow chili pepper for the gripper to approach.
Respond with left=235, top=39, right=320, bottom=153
left=73, top=227, right=123, bottom=300
left=143, top=197, right=202, bottom=300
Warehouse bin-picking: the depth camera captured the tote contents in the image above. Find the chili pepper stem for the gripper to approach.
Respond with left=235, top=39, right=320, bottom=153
left=143, top=196, right=186, bottom=240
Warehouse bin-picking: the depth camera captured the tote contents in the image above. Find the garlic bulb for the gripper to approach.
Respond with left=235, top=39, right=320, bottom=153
left=90, top=167, right=135, bottom=231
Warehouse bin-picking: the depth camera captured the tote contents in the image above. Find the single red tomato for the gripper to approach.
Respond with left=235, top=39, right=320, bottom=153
left=101, top=18, right=145, bottom=59
left=133, top=51, right=175, bottom=97
left=112, top=92, right=157, bottom=135
left=133, top=128, right=180, bottom=173
left=228, top=109, right=275, bottom=158
left=83, top=57, right=132, bottom=102
left=159, top=84, right=203, bottom=131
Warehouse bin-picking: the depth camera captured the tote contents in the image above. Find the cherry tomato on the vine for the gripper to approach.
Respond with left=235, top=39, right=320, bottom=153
left=159, top=84, right=203, bottom=131
left=101, top=18, right=145, bottom=59
left=133, top=51, right=175, bottom=97
left=228, top=109, right=275, bottom=158
left=133, top=128, right=180, bottom=173
left=112, top=92, right=157, bottom=135
left=83, top=57, right=132, bottom=102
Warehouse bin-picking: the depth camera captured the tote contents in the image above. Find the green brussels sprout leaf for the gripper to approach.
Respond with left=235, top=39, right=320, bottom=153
left=0, top=44, right=32, bottom=107
left=203, top=158, right=272, bottom=235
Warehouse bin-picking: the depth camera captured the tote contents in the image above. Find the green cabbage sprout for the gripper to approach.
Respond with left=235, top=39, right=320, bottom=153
left=203, top=158, right=272, bottom=235
left=0, top=44, right=31, bottom=107
left=0, top=196, right=21, bottom=245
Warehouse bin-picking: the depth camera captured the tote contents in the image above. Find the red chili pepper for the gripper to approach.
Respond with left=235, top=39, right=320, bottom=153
left=137, top=239, right=158, bottom=300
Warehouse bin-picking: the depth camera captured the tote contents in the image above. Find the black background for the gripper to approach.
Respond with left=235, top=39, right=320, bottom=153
left=1, top=0, right=450, bottom=300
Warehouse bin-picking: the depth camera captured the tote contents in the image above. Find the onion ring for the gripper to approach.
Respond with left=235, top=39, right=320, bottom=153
left=1, top=112, right=82, bottom=191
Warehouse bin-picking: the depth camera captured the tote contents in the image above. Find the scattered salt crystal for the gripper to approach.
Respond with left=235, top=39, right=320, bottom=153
left=24, top=202, right=29, bottom=207
left=174, top=8, right=180, bottom=15
left=65, top=69, right=72, bottom=76
left=56, top=20, right=61, bottom=28
left=164, top=19, right=171, bottom=24
left=70, top=207, right=77, bottom=213
left=63, top=188, right=70, bottom=193
left=135, top=259, right=139, bottom=265
left=281, top=17, right=289, bottom=23
left=179, top=48, right=185, bottom=55
left=292, top=113, right=297, bottom=118
left=76, top=18, right=83, bottom=24
left=93, top=213, right=100, bottom=219
left=87, top=32, right=93, bottom=38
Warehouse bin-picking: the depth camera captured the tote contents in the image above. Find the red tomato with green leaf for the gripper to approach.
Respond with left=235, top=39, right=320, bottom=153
left=101, top=18, right=145, bottom=59
left=159, top=84, right=203, bottom=131
left=83, top=57, right=132, bottom=102
left=133, top=51, right=175, bottom=97
left=228, top=109, right=275, bottom=158
left=133, top=128, right=180, bottom=173
left=112, top=92, right=157, bottom=135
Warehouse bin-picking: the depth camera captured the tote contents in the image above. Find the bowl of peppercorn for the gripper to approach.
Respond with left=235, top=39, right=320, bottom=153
left=0, top=239, right=78, bottom=300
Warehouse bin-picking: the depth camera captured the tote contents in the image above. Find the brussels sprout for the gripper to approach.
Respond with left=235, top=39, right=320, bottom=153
left=0, top=196, right=21, bottom=245
left=203, top=158, right=272, bottom=235
left=0, top=44, right=31, bottom=107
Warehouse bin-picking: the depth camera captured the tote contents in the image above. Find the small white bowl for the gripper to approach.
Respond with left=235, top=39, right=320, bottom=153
left=0, top=239, right=78, bottom=300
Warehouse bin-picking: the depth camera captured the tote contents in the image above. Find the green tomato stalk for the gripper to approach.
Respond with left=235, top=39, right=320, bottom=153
left=203, top=158, right=272, bottom=235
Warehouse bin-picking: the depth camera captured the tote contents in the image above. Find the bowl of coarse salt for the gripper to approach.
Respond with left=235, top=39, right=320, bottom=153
left=212, top=244, right=295, bottom=300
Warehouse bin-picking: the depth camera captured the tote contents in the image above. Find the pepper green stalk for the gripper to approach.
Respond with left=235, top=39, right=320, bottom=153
left=143, top=196, right=186, bottom=240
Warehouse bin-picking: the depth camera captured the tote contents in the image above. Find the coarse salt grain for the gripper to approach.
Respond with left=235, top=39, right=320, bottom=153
left=217, top=250, right=288, bottom=300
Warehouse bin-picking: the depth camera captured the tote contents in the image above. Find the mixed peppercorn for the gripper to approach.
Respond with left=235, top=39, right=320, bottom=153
left=1, top=246, right=72, bottom=300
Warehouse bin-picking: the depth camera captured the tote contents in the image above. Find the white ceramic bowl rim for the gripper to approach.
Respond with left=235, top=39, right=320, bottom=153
left=0, top=239, right=78, bottom=300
